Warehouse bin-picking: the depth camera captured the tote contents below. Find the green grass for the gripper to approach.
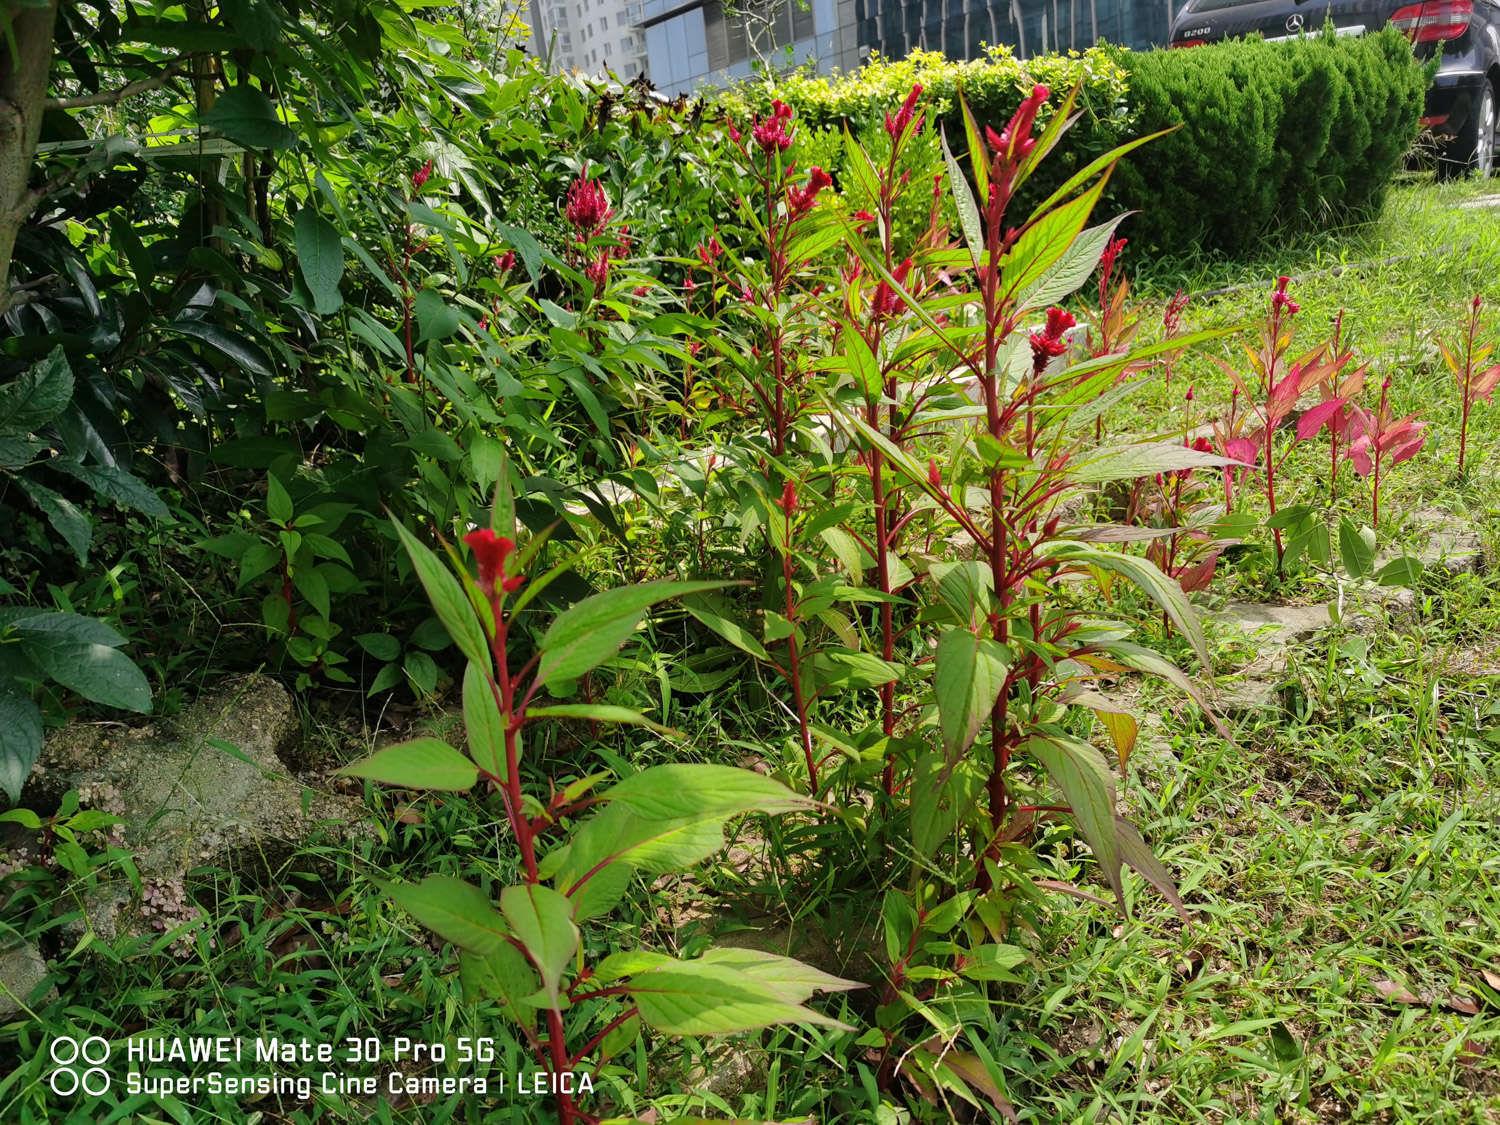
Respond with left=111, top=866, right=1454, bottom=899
left=3, top=173, right=1499, bottom=1124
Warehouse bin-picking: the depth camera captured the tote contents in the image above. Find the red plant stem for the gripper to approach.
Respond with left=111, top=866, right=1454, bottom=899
left=545, top=1008, right=578, bottom=1124
left=1265, top=414, right=1282, bottom=568
left=490, top=601, right=538, bottom=883
left=1372, top=379, right=1388, bottom=529
left=871, top=410, right=897, bottom=795
left=569, top=1007, right=639, bottom=1067
left=1459, top=305, right=1478, bottom=473
left=979, top=171, right=1014, bottom=847
left=782, top=503, right=817, bottom=792
left=1330, top=425, right=1339, bottom=506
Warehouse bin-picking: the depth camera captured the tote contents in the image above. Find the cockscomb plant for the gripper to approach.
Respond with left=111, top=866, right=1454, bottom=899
left=1347, top=375, right=1427, bottom=529
left=337, top=458, right=858, bottom=1124
left=1209, top=276, right=1360, bottom=572
left=1442, top=295, right=1500, bottom=475
left=826, top=82, right=1234, bottom=1099
left=831, top=82, right=965, bottom=795
left=1295, top=309, right=1369, bottom=505
left=683, top=98, right=898, bottom=795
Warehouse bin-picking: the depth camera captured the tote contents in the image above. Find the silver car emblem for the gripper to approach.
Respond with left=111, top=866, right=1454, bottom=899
left=1285, top=12, right=1304, bottom=31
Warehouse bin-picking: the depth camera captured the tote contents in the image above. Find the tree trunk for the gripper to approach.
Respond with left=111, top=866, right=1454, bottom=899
left=0, top=0, right=60, bottom=312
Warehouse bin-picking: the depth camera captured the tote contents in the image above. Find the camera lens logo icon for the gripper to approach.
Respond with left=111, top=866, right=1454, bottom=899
left=49, top=1036, right=111, bottom=1096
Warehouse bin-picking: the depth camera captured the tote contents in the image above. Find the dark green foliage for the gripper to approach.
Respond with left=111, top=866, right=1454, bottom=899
left=1115, top=30, right=1427, bottom=256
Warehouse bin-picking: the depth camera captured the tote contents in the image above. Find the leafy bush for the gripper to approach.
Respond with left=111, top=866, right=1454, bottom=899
left=1114, top=29, right=1426, bottom=255
left=761, top=31, right=1427, bottom=258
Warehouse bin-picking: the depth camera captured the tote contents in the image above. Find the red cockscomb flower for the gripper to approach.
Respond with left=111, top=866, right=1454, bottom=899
left=464, top=530, right=524, bottom=596
left=565, top=170, right=614, bottom=235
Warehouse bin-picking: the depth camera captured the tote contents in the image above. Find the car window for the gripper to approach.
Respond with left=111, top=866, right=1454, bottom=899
left=1185, top=0, right=1266, bottom=10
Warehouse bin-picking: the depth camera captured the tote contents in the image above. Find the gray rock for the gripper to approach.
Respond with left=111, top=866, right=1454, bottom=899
left=1411, top=507, right=1484, bottom=576
left=1216, top=602, right=1332, bottom=645
left=0, top=941, right=55, bottom=1019
left=27, top=674, right=363, bottom=882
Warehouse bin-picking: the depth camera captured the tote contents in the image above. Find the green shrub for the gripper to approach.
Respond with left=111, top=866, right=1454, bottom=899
left=752, top=30, right=1426, bottom=259
left=1115, top=29, right=1427, bottom=255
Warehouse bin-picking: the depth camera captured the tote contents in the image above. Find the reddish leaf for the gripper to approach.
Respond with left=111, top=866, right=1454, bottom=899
left=1296, top=397, right=1345, bottom=441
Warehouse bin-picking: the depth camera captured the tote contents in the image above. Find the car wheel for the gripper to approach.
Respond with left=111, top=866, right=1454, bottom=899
left=1439, top=81, right=1497, bottom=180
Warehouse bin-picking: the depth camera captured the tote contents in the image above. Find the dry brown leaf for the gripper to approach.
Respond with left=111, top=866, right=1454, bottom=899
left=1445, top=994, right=1480, bottom=1016
left=1481, top=968, right=1500, bottom=991
left=1373, top=979, right=1424, bottom=1005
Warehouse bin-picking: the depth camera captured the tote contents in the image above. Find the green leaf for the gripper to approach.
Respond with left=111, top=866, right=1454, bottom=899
left=17, top=476, right=92, bottom=562
left=696, top=947, right=862, bottom=1001
left=499, top=884, right=578, bottom=1007
left=458, top=944, right=539, bottom=1026
left=553, top=803, right=726, bottom=921
left=390, top=519, right=490, bottom=670
left=1338, top=517, right=1375, bottom=579
left=382, top=875, right=510, bottom=956
left=1072, top=441, right=1242, bottom=484
left=626, top=957, right=853, bottom=1035
left=682, top=597, right=769, bottom=660
left=15, top=615, right=149, bottom=712
left=958, top=943, right=1029, bottom=982
left=294, top=208, right=344, bottom=315
left=525, top=704, right=676, bottom=736
left=1027, top=735, right=1123, bottom=904
left=355, top=633, right=400, bottom=662
left=45, top=461, right=168, bottom=518
left=199, top=85, right=297, bottom=150
left=403, top=650, right=438, bottom=696
left=934, top=629, right=1011, bottom=759
left=603, top=763, right=812, bottom=820
left=911, top=754, right=983, bottom=859
left=169, top=320, right=275, bottom=379
left=414, top=291, right=461, bottom=342
left=1376, top=556, right=1424, bottom=587
left=1049, top=543, right=1209, bottom=670
left=536, top=580, right=730, bottom=688
left=1115, top=816, right=1189, bottom=919
left=1016, top=214, right=1128, bottom=316
left=462, top=660, right=507, bottom=781
left=941, top=130, right=983, bottom=268
left=0, top=692, right=43, bottom=805
left=0, top=347, right=73, bottom=432
left=842, top=327, right=881, bottom=399
left=336, top=737, right=477, bottom=791
left=292, top=566, right=330, bottom=620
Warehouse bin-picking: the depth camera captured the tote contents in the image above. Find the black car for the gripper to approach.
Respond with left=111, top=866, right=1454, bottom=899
left=1168, top=0, right=1500, bottom=177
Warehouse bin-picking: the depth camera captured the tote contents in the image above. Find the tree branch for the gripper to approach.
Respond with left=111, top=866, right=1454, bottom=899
left=44, top=59, right=188, bottom=111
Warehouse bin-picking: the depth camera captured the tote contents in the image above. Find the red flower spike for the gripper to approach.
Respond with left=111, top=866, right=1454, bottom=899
left=565, top=170, right=614, bottom=236
left=411, top=160, right=433, bottom=191
left=1029, top=306, right=1077, bottom=366
left=779, top=479, right=797, bottom=514
left=464, top=530, right=517, bottom=597
left=788, top=166, right=833, bottom=217
left=928, top=458, right=942, bottom=487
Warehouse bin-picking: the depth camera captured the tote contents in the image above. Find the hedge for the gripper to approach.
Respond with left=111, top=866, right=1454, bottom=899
left=737, top=31, right=1427, bottom=259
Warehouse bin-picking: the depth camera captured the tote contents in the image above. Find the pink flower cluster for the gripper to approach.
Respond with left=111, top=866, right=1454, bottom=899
left=884, top=84, right=924, bottom=140
left=565, top=170, right=614, bottom=236
left=986, top=84, right=1049, bottom=163
left=753, top=100, right=796, bottom=154
left=1029, top=306, right=1077, bottom=366
left=788, top=166, right=832, bottom=217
